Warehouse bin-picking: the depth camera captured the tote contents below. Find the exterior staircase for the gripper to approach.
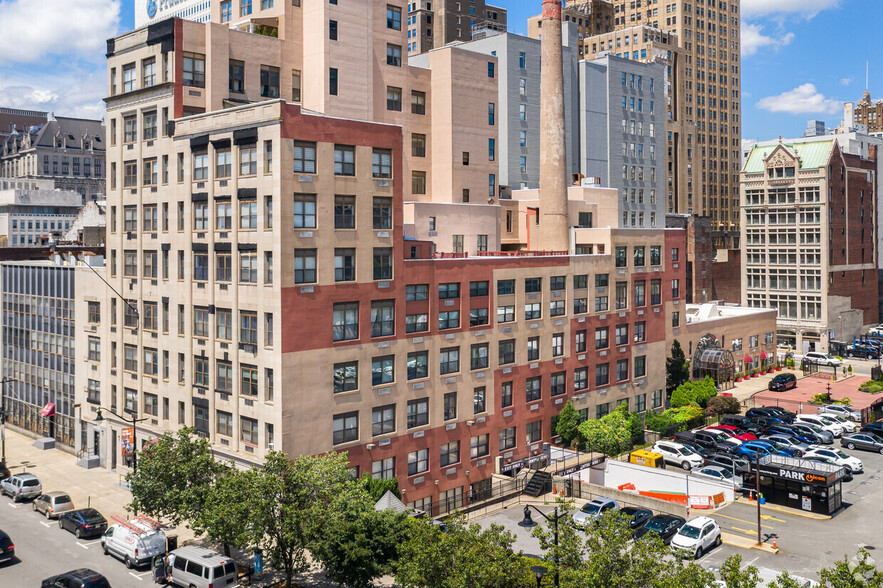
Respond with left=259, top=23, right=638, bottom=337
left=522, top=470, right=552, bottom=497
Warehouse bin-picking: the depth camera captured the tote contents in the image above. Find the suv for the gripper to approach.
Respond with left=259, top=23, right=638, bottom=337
left=1, top=473, right=41, bottom=502
left=651, top=441, right=705, bottom=470
left=768, top=373, right=797, bottom=392
left=573, top=497, right=619, bottom=527
left=818, top=404, right=862, bottom=422
left=33, top=491, right=75, bottom=519
left=670, top=516, right=722, bottom=559
left=0, top=529, right=14, bottom=565
left=168, top=546, right=238, bottom=588
left=41, top=569, right=110, bottom=588
left=804, top=352, right=842, bottom=367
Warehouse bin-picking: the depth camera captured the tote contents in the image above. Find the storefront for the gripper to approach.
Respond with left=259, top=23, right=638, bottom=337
left=747, top=455, right=845, bottom=515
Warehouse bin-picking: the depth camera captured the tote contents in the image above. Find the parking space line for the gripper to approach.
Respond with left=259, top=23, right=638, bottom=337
left=40, top=521, right=52, bottom=527
left=713, top=513, right=774, bottom=529
left=76, top=540, right=101, bottom=549
left=129, top=572, right=148, bottom=581
left=731, top=526, right=757, bottom=535
left=6, top=502, right=18, bottom=509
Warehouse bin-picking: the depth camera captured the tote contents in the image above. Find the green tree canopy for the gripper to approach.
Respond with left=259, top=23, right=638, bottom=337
left=670, top=376, right=718, bottom=409
left=556, top=400, right=582, bottom=448
left=666, top=339, right=691, bottom=393
left=578, top=408, right=633, bottom=457
left=706, top=395, right=741, bottom=416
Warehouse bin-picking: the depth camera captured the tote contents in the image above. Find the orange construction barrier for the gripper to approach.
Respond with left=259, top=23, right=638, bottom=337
left=618, top=483, right=636, bottom=491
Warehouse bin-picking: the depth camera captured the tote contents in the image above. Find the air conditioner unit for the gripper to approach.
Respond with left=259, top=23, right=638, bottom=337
left=366, top=443, right=377, bottom=450
left=466, top=420, right=475, bottom=426
left=268, top=442, right=274, bottom=450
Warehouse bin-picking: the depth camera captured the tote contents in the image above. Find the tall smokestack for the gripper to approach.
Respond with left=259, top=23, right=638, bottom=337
left=537, top=0, right=569, bottom=252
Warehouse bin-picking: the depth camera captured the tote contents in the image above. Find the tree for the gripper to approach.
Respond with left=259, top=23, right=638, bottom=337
left=555, top=400, right=581, bottom=448
left=718, top=554, right=761, bottom=588
left=126, top=427, right=226, bottom=526
left=359, top=473, right=401, bottom=502
left=396, top=514, right=531, bottom=588
left=818, top=549, right=883, bottom=587
left=706, top=395, right=741, bottom=416
left=192, top=466, right=251, bottom=556
left=245, top=451, right=358, bottom=588
left=311, top=495, right=409, bottom=588
left=578, top=408, right=633, bottom=457
left=768, top=572, right=808, bottom=588
left=667, top=339, right=691, bottom=394
left=670, top=377, right=718, bottom=409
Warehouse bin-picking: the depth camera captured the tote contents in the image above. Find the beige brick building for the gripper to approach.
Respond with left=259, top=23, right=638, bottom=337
left=406, top=0, right=508, bottom=56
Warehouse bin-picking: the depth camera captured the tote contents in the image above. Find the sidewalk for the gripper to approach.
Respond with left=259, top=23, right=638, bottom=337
left=3, top=426, right=194, bottom=542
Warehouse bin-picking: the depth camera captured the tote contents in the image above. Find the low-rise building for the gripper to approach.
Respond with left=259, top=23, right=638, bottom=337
left=0, top=179, right=83, bottom=246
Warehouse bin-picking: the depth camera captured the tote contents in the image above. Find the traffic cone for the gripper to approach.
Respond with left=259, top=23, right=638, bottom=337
left=772, top=536, right=777, bottom=549
left=553, top=484, right=557, bottom=495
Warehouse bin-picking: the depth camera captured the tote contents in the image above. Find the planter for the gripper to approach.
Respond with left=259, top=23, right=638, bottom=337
left=735, top=377, right=742, bottom=383
left=752, top=373, right=758, bottom=378
left=776, top=367, right=782, bottom=372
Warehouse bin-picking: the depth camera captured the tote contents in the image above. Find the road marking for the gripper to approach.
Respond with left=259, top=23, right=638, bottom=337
left=731, top=526, right=758, bottom=536
left=6, top=503, right=18, bottom=509
left=129, top=572, right=147, bottom=581
left=760, top=515, right=786, bottom=522
left=40, top=521, right=52, bottom=528
left=713, top=513, right=774, bottom=529
left=76, top=540, right=101, bottom=549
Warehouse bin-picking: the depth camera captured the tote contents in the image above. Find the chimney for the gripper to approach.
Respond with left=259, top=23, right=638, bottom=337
left=537, top=0, right=569, bottom=252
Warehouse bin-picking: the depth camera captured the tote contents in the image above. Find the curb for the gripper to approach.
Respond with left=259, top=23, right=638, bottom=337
left=721, top=532, right=780, bottom=554
left=734, top=497, right=831, bottom=520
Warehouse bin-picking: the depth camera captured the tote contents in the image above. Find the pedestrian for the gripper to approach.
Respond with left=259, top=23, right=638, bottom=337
left=166, top=552, right=176, bottom=583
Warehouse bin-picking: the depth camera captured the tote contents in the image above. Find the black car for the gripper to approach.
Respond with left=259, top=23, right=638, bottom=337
left=620, top=507, right=653, bottom=531
left=846, top=345, right=879, bottom=359
left=705, top=453, right=750, bottom=474
left=765, top=407, right=797, bottom=422
left=768, top=374, right=797, bottom=392
left=788, top=423, right=833, bottom=445
left=58, top=508, right=107, bottom=539
left=0, top=463, right=10, bottom=482
left=746, top=408, right=792, bottom=423
left=765, top=426, right=815, bottom=445
left=0, top=529, right=14, bottom=564
left=634, top=514, right=686, bottom=545
left=42, top=568, right=110, bottom=588
left=677, top=440, right=713, bottom=458
left=745, top=416, right=778, bottom=429
left=861, top=422, right=883, bottom=436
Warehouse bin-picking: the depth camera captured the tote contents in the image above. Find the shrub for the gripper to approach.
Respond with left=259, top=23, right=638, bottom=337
left=809, top=392, right=832, bottom=405
left=706, top=395, right=741, bottom=416
left=859, top=380, right=883, bottom=394
left=670, top=376, right=718, bottom=409
left=836, top=396, right=852, bottom=406
left=645, top=405, right=704, bottom=432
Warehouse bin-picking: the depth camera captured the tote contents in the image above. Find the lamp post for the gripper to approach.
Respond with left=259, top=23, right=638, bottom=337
left=522, top=505, right=561, bottom=588
left=755, top=451, right=762, bottom=547
left=0, top=377, right=11, bottom=471
left=93, top=408, right=148, bottom=473
left=531, top=565, right=547, bottom=588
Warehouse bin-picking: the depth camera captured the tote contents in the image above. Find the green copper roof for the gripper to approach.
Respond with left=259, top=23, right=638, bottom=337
left=743, top=139, right=835, bottom=174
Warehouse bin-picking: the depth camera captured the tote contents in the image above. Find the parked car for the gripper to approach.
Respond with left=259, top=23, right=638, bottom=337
left=634, top=514, right=686, bottom=545
left=651, top=441, right=705, bottom=471
left=846, top=345, right=879, bottom=359
left=768, top=373, right=798, bottom=391
left=746, top=409, right=787, bottom=424
left=789, top=423, right=835, bottom=444
left=692, top=466, right=743, bottom=490
left=674, top=432, right=736, bottom=456
left=619, top=507, right=653, bottom=531
left=41, top=569, right=110, bottom=588
left=761, top=434, right=811, bottom=453
left=821, top=414, right=858, bottom=433
left=764, top=425, right=815, bottom=445
left=719, top=414, right=750, bottom=428
left=33, top=492, right=75, bottom=519
left=804, top=352, right=843, bottom=367
left=677, top=440, right=714, bottom=459
left=167, top=546, right=238, bottom=588
left=58, top=509, right=108, bottom=539
left=796, top=414, right=843, bottom=437
left=0, top=473, right=41, bottom=503
left=705, top=453, right=750, bottom=475
left=803, top=448, right=863, bottom=475
left=102, top=518, right=167, bottom=569
left=819, top=404, right=862, bottom=422
left=841, top=432, right=883, bottom=454
left=573, top=498, right=619, bottom=527
left=670, top=516, right=722, bottom=559
left=0, top=529, right=14, bottom=565
left=708, top=425, right=757, bottom=441
left=861, top=422, right=883, bottom=436
left=746, top=416, right=780, bottom=430
left=0, top=463, right=10, bottom=482
left=733, top=443, right=774, bottom=460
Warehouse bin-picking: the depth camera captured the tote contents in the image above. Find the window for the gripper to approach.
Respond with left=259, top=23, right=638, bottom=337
left=332, top=302, right=359, bottom=341
left=526, top=421, right=542, bottom=444
left=408, top=449, right=429, bottom=476
left=123, top=251, right=138, bottom=277
left=440, top=347, right=460, bottom=374
left=497, top=279, right=515, bottom=295
left=372, top=355, right=395, bottom=386
left=635, top=355, right=646, bottom=378
left=216, top=308, right=232, bottom=340
left=123, top=63, right=136, bottom=92
left=519, top=51, right=526, bottom=68
left=241, top=0, right=252, bottom=15
left=240, top=311, right=258, bottom=345
left=386, top=86, right=402, bottom=111
left=88, top=337, right=101, bottom=361
left=488, top=102, right=495, bottom=125
left=193, top=355, right=208, bottom=387
left=216, top=361, right=233, bottom=393
left=240, top=145, right=257, bottom=176
left=439, top=283, right=460, bottom=299
left=239, top=251, right=257, bottom=283
left=650, top=245, right=661, bottom=266
left=411, top=91, right=426, bottom=115
left=124, top=388, right=138, bottom=414
left=124, top=161, right=138, bottom=187
left=293, top=194, right=316, bottom=228
left=193, top=152, right=209, bottom=181
left=371, top=300, right=395, bottom=337
left=143, top=111, right=157, bottom=140
left=333, top=411, right=359, bottom=445
left=500, top=427, right=516, bottom=450
left=474, top=387, right=486, bottom=414
left=406, top=284, right=428, bottom=301
left=221, top=0, right=232, bottom=21
left=406, top=313, right=428, bottom=333
left=552, top=333, right=564, bottom=357
left=412, top=133, right=426, bottom=157
left=183, top=52, right=205, bottom=87
left=487, top=61, right=495, bottom=78
left=386, top=43, right=402, bottom=67
left=550, top=300, right=565, bottom=317
left=386, top=4, right=402, bottom=29
left=526, top=377, right=541, bottom=402
left=334, top=248, right=355, bottom=282
left=334, top=196, right=355, bottom=229
left=329, top=67, right=338, bottom=95
left=407, top=398, right=429, bottom=428
left=595, top=363, right=609, bottom=386
left=239, top=365, right=258, bottom=397
left=527, top=337, right=539, bottom=361
left=525, top=303, right=541, bottom=321
left=373, top=197, right=392, bottom=230
left=471, top=434, right=489, bottom=458
left=614, top=324, right=628, bottom=347
left=670, top=279, right=679, bottom=300
left=634, top=321, right=646, bottom=343
left=228, top=60, right=245, bottom=93
left=615, top=282, right=628, bottom=310
left=216, top=410, right=233, bottom=436
left=329, top=19, right=338, bottom=40
left=372, top=405, right=395, bottom=436
left=615, top=246, right=627, bottom=267
left=373, top=248, right=393, bottom=280
left=372, top=148, right=392, bottom=179
left=439, top=310, right=459, bottom=330
left=634, top=281, right=646, bottom=307
left=470, top=343, right=489, bottom=370
left=440, top=441, right=460, bottom=466
left=444, top=392, right=457, bottom=421
left=406, top=350, right=428, bottom=380
left=412, top=171, right=426, bottom=194
left=334, top=145, right=355, bottom=176
left=333, top=362, right=359, bottom=393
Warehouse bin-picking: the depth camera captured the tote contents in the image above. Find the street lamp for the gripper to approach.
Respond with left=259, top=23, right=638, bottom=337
left=522, top=505, right=562, bottom=588
left=93, top=408, right=148, bottom=473
left=0, top=377, right=17, bottom=471
left=531, top=565, right=547, bottom=588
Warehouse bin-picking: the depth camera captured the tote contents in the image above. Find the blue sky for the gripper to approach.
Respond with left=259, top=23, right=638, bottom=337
left=0, top=0, right=876, bottom=144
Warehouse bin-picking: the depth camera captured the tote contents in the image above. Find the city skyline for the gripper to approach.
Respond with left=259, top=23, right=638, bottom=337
left=0, top=0, right=877, bottom=142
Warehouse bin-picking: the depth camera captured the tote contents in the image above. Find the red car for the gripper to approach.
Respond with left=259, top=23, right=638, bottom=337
left=706, top=425, right=757, bottom=442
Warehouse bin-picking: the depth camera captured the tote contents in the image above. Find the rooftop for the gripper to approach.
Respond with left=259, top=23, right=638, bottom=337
left=743, top=139, right=835, bottom=174
left=685, top=302, right=775, bottom=324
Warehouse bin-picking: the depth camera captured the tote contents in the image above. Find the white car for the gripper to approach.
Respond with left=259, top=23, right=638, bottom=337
left=818, top=404, right=862, bottom=422
left=796, top=414, right=843, bottom=438
left=692, top=465, right=743, bottom=491
left=804, top=352, right=843, bottom=367
left=651, top=441, right=705, bottom=470
left=670, top=516, right=721, bottom=559
left=821, top=414, right=857, bottom=433
left=572, top=497, right=619, bottom=528
left=804, top=447, right=863, bottom=474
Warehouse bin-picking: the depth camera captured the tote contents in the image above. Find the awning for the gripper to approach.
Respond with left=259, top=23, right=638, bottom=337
left=40, top=402, right=55, bottom=417
left=744, top=355, right=753, bottom=363
left=760, top=352, right=768, bottom=360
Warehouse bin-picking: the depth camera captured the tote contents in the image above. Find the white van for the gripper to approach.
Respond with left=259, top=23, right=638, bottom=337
left=168, top=545, right=239, bottom=588
left=101, top=516, right=167, bottom=569
left=797, top=414, right=843, bottom=437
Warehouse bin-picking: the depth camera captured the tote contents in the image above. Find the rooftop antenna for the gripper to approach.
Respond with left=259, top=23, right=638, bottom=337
left=867, top=60, right=870, bottom=91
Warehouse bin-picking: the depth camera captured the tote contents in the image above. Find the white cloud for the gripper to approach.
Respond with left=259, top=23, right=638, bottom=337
left=756, top=83, right=842, bottom=116
left=840, top=77, right=853, bottom=86
left=741, top=0, right=840, bottom=19
left=0, top=73, right=106, bottom=120
left=0, top=0, right=121, bottom=64
left=741, top=23, right=794, bottom=57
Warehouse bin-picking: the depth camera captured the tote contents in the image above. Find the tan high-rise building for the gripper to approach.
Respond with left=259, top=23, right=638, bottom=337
left=854, top=90, right=883, bottom=134
left=406, top=0, right=508, bottom=56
